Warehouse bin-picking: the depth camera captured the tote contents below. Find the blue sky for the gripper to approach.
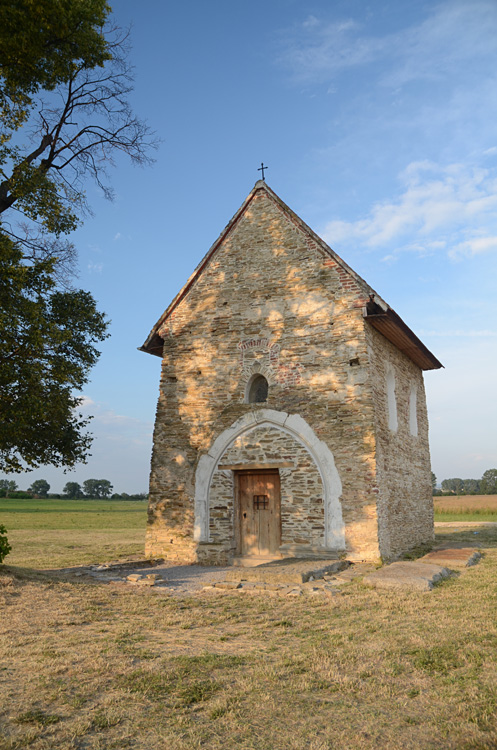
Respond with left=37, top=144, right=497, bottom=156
left=8, top=0, right=497, bottom=492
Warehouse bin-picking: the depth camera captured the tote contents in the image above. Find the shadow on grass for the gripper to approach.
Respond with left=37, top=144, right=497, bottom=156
left=0, top=563, right=103, bottom=588
left=434, top=525, right=497, bottom=548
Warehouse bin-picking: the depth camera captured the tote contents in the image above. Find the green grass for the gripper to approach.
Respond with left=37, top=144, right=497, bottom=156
left=0, top=498, right=148, bottom=568
left=435, top=512, right=497, bottom=522
left=0, top=498, right=147, bottom=527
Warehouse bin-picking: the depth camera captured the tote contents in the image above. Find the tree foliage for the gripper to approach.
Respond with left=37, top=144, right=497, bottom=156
left=0, top=0, right=156, bottom=242
left=0, top=0, right=155, bottom=472
left=431, top=471, right=437, bottom=492
left=0, top=524, right=11, bottom=563
left=28, top=479, right=50, bottom=497
left=441, top=478, right=464, bottom=493
left=480, top=469, right=497, bottom=495
left=0, top=479, right=17, bottom=493
left=63, top=481, right=83, bottom=498
left=462, top=478, right=480, bottom=494
left=439, top=471, right=496, bottom=495
left=0, top=233, right=108, bottom=471
left=83, top=478, right=113, bottom=498
left=0, top=0, right=110, bottom=129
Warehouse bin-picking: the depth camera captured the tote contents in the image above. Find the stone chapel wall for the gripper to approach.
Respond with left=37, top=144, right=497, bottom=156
left=146, top=188, right=385, bottom=562
left=366, top=325, right=434, bottom=559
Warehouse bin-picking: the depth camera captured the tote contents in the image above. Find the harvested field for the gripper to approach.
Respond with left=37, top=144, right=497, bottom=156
left=434, top=495, right=497, bottom=522
left=1, top=501, right=497, bottom=749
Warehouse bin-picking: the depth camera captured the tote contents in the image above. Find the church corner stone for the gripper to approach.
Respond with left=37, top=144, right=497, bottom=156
left=142, top=182, right=439, bottom=566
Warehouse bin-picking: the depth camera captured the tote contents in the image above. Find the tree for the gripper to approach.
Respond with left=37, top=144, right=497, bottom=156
left=83, top=478, right=113, bottom=498
left=0, top=524, right=11, bottom=563
left=63, top=481, right=83, bottom=499
left=0, top=1, right=110, bottom=102
left=441, top=478, right=464, bottom=493
left=0, top=479, right=17, bottom=493
left=0, top=1, right=155, bottom=472
left=28, top=478, right=50, bottom=497
left=480, top=469, right=497, bottom=495
left=0, top=1, right=156, bottom=242
left=0, top=233, right=108, bottom=471
left=462, top=478, right=480, bottom=494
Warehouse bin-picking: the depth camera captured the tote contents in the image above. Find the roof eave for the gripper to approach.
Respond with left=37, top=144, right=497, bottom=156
left=139, top=331, right=164, bottom=358
left=364, top=308, right=443, bottom=370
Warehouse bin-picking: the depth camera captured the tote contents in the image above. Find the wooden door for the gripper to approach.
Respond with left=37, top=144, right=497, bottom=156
left=237, top=470, right=281, bottom=556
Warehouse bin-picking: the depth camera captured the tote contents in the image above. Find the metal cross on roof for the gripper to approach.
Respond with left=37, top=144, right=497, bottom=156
left=258, top=162, right=268, bottom=181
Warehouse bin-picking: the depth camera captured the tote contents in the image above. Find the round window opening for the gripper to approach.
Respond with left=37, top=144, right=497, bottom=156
left=248, top=374, right=268, bottom=403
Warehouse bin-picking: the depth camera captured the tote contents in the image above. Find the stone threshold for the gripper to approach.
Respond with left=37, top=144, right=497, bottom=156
left=225, top=557, right=349, bottom=584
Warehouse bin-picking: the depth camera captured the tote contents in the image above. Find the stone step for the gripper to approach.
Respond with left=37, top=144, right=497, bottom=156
left=230, top=555, right=283, bottom=568
left=416, top=547, right=482, bottom=569
left=364, top=561, right=452, bottom=592
left=225, top=557, right=349, bottom=584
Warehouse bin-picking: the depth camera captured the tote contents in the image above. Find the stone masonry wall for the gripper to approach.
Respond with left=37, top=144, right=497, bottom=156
left=366, top=325, right=434, bottom=560
left=146, top=185, right=383, bottom=562
left=207, top=424, right=325, bottom=558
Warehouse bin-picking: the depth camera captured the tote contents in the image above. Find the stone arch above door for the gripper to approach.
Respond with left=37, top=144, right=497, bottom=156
left=194, top=409, right=345, bottom=551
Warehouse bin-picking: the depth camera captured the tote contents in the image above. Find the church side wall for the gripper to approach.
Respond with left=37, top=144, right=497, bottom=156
left=366, top=326, right=434, bottom=560
left=146, top=190, right=382, bottom=563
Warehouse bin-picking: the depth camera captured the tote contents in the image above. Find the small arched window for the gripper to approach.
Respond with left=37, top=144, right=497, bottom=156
left=248, top=374, right=268, bottom=404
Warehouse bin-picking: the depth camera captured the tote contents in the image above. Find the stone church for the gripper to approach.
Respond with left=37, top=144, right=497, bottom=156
left=141, top=181, right=442, bottom=565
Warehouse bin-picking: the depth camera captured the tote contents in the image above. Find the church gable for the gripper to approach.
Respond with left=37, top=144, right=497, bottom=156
left=145, top=185, right=377, bottom=423
left=143, top=181, right=441, bottom=565
left=141, top=181, right=373, bottom=355
left=161, top=188, right=367, bottom=336
left=142, top=181, right=441, bottom=371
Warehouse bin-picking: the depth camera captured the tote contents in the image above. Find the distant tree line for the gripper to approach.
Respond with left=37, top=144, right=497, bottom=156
left=433, top=469, right=497, bottom=496
left=0, top=478, right=147, bottom=500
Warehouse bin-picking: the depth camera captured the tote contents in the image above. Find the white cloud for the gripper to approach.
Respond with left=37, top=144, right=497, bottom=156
left=87, top=262, right=103, bottom=273
left=277, top=16, right=382, bottom=84
left=449, top=235, right=497, bottom=259
left=78, top=396, right=152, bottom=438
left=113, top=232, right=122, bottom=241
left=279, top=1, right=497, bottom=89
left=322, top=161, right=497, bottom=259
left=78, top=395, right=96, bottom=409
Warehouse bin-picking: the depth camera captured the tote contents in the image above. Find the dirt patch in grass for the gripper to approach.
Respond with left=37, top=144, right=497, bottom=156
left=1, top=526, right=497, bottom=749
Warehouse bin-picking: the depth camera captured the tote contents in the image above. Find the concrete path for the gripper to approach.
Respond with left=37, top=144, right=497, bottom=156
left=58, top=542, right=483, bottom=596
left=76, top=559, right=231, bottom=595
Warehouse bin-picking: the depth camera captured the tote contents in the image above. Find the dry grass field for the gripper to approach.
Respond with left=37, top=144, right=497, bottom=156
left=1, top=501, right=497, bottom=749
left=434, top=495, right=497, bottom=518
left=0, top=499, right=148, bottom=568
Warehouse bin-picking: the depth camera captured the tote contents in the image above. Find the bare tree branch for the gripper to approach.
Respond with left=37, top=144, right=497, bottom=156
left=0, top=23, right=159, bottom=270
